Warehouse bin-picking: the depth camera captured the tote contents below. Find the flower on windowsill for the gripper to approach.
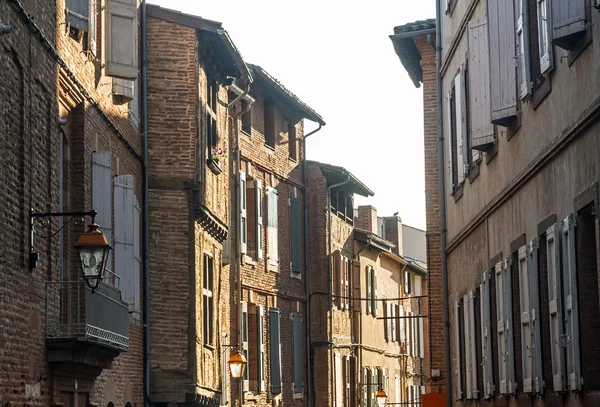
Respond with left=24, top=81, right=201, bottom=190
left=211, top=147, right=226, bottom=160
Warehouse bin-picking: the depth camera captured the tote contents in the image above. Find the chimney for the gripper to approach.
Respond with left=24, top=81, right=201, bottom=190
left=384, top=216, right=403, bottom=256
left=355, top=205, right=378, bottom=234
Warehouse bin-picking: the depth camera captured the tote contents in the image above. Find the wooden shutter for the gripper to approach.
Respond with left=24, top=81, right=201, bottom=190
left=239, top=171, right=247, bottom=254
left=488, top=0, right=518, bottom=125
left=459, top=65, right=469, bottom=180
left=334, top=251, right=343, bottom=308
left=546, top=223, right=567, bottom=391
left=413, top=312, right=418, bottom=356
left=562, top=214, right=582, bottom=391
left=515, top=0, right=532, bottom=100
left=133, top=195, right=140, bottom=316
left=349, top=356, right=357, bottom=407
left=66, top=0, right=89, bottom=31
left=255, top=180, right=263, bottom=260
left=419, top=312, right=425, bottom=359
left=372, top=268, right=378, bottom=316
left=257, top=305, right=265, bottom=392
left=454, top=72, right=466, bottom=185
left=362, top=367, right=368, bottom=407
left=92, top=152, right=113, bottom=277
left=371, top=368, right=377, bottom=405
left=552, top=0, right=587, bottom=49
left=454, top=301, right=463, bottom=399
left=344, top=258, right=350, bottom=310
left=105, top=0, right=138, bottom=80
left=464, top=294, right=473, bottom=398
left=88, top=0, right=97, bottom=55
left=391, top=303, right=397, bottom=342
left=408, top=311, right=413, bottom=356
left=414, top=275, right=422, bottom=296
left=447, top=90, right=455, bottom=194
left=114, top=175, right=135, bottom=307
left=366, top=266, right=372, bottom=315
left=242, top=302, right=249, bottom=391
left=384, top=301, right=390, bottom=340
left=480, top=270, right=494, bottom=398
left=518, top=244, right=534, bottom=393
left=495, top=261, right=507, bottom=394
left=293, top=312, right=303, bottom=393
left=504, top=256, right=516, bottom=395
left=266, top=187, right=278, bottom=270
left=528, top=239, right=544, bottom=394
left=399, top=306, right=405, bottom=343
left=538, top=0, right=554, bottom=73
left=269, top=307, right=282, bottom=394
left=335, top=354, right=343, bottom=407
left=291, top=197, right=302, bottom=273
left=353, top=261, right=361, bottom=311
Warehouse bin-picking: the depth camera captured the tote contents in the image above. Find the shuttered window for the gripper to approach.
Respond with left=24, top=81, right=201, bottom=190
left=269, top=307, right=282, bottom=394
left=105, top=0, right=138, bottom=80
left=413, top=312, right=418, bottom=356
left=552, top=0, right=587, bottom=49
left=447, top=89, right=456, bottom=195
left=88, top=0, right=98, bottom=55
left=538, top=0, right=554, bottom=73
left=334, top=251, right=342, bottom=308
left=505, top=258, right=516, bottom=394
left=414, top=275, right=422, bottom=296
left=518, top=245, right=533, bottom=392
left=391, top=303, right=397, bottom=342
left=293, top=312, right=303, bottom=393
left=488, top=0, right=518, bottom=125
left=447, top=66, right=469, bottom=193
left=546, top=223, right=567, bottom=391
left=419, top=313, right=425, bottom=359
left=480, top=270, right=494, bottom=398
left=562, top=214, right=582, bottom=391
left=290, top=197, right=302, bottom=273
left=495, top=260, right=516, bottom=395
left=203, top=255, right=214, bottom=346
left=372, top=268, right=378, bottom=316
left=266, top=187, right=278, bottom=271
left=343, top=257, right=350, bottom=310
left=515, top=0, right=533, bottom=100
left=362, top=367, right=368, bottom=407
left=454, top=300, right=463, bottom=399
left=366, top=266, right=372, bottom=315
left=528, top=239, right=544, bottom=393
left=385, top=301, right=391, bottom=341
left=242, top=302, right=249, bottom=391
left=92, top=152, right=113, bottom=280
left=398, top=305, right=405, bottom=344
left=239, top=171, right=247, bottom=254
left=114, top=174, right=135, bottom=307
left=335, top=354, right=343, bottom=407
left=66, top=0, right=89, bottom=31
left=257, top=305, right=265, bottom=392
left=255, top=180, right=263, bottom=260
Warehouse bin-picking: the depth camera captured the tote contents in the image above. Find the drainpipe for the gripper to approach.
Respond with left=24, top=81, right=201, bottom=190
left=433, top=0, right=452, bottom=404
left=141, top=0, right=151, bottom=405
left=302, top=123, right=323, bottom=407
left=327, top=175, right=351, bottom=407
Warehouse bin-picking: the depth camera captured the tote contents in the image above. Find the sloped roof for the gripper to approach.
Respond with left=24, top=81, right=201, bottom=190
left=389, top=19, right=436, bottom=88
left=307, top=161, right=373, bottom=197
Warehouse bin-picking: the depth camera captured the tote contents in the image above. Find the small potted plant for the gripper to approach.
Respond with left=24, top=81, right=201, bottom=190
left=208, top=146, right=226, bottom=175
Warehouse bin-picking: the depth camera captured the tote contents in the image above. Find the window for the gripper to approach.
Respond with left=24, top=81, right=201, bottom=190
left=92, top=152, right=113, bottom=280
left=371, top=267, right=378, bottom=316
left=335, top=354, right=343, bottom=407
left=447, top=66, right=468, bottom=195
left=65, top=0, right=98, bottom=55
left=333, top=251, right=350, bottom=309
left=203, top=255, right=214, bottom=346
left=293, top=312, right=303, bottom=393
left=206, top=79, right=219, bottom=151
left=241, top=101, right=252, bottom=135
left=288, top=122, right=297, bottom=161
left=246, top=179, right=263, bottom=260
left=264, top=101, right=276, bottom=148
left=454, top=300, right=464, bottom=399
left=266, top=187, right=279, bottom=271
left=414, top=275, right=422, bottom=296
left=257, top=305, right=265, bottom=392
left=239, top=171, right=247, bottom=254
left=269, top=307, right=282, bottom=394
left=404, top=270, right=412, bottom=295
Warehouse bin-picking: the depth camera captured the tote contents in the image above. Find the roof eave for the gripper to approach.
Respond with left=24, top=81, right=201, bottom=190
left=216, top=29, right=253, bottom=83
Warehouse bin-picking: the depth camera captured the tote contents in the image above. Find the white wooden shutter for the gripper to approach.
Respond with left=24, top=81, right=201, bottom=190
left=239, top=171, right=247, bottom=254
left=528, top=239, right=543, bottom=393
left=538, top=0, right=554, bottom=73
left=419, top=312, right=425, bottom=359
left=266, top=187, right=278, bottom=270
left=464, top=291, right=478, bottom=399
left=480, top=270, right=494, bottom=398
left=459, top=65, right=469, bottom=178
left=447, top=90, right=455, bottom=194
left=414, top=275, right=422, bottom=296
left=255, top=180, right=263, bottom=260
left=372, top=268, right=378, bottom=316
left=546, top=223, right=567, bottom=391
left=391, top=304, right=397, bottom=342
left=343, top=258, right=350, bottom=310
left=495, top=261, right=507, bottom=394
left=518, top=244, right=533, bottom=393
left=257, top=305, right=265, bottom=392
left=395, top=375, right=401, bottom=404
left=454, top=300, right=462, bottom=399
left=454, top=73, right=466, bottom=185
left=105, top=0, right=138, bottom=80
left=241, top=301, right=249, bottom=391
left=366, top=266, right=372, bottom=315
left=385, top=301, right=390, bottom=341
left=562, top=214, right=582, bottom=391
left=515, top=0, right=532, bottom=100
left=399, top=306, right=406, bottom=343
left=114, top=175, right=135, bottom=307
left=413, top=313, right=418, bottom=357
left=92, top=152, right=113, bottom=277
left=504, top=256, right=516, bottom=395
left=88, top=0, right=97, bottom=55
left=335, top=354, right=343, bottom=407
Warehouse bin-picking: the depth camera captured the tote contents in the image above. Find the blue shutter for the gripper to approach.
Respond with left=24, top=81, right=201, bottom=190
left=257, top=305, right=265, bottom=392
left=291, top=198, right=302, bottom=273
left=92, top=152, right=113, bottom=278
left=269, top=307, right=282, bottom=394
left=66, top=0, right=89, bottom=31
left=293, top=312, right=303, bottom=393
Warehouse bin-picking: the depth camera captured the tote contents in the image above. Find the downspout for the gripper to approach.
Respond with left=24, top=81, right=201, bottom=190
left=433, top=1, right=452, bottom=404
left=141, top=0, right=151, bottom=405
left=302, top=123, right=323, bottom=407
left=327, top=175, right=351, bottom=407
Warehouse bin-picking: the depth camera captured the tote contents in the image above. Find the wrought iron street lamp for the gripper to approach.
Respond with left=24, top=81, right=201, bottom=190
left=376, top=388, right=388, bottom=407
left=74, top=223, right=112, bottom=290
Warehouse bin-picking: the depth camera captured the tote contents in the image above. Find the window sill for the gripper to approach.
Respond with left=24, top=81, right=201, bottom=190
left=241, top=129, right=251, bottom=137
left=568, top=28, right=593, bottom=66
left=446, top=0, right=457, bottom=16
left=452, top=183, right=464, bottom=202
left=506, top=113, right=522, bottom=142
left=485, top=141, right=498, bottom=164
left=264, top=143, right=276, bottom=152
left=532, top=77, right=552, bottom=110
left=203, top=344, right=215, bottom=351
left=468, top=160, right=481, bottom=184
left=243, top=255, right=257, bottom=266
left=288, top=157, right=298, bottom=163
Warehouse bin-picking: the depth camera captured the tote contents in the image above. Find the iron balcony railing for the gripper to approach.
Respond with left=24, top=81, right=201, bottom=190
left=45, top=280, right=129, bottom=350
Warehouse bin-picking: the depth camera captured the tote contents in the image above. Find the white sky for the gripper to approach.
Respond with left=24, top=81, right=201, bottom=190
left=149, top=0, right=436, bottom=230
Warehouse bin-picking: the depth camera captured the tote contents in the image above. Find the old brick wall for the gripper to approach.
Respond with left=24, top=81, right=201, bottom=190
left=0, top=0, right=143, bottom=406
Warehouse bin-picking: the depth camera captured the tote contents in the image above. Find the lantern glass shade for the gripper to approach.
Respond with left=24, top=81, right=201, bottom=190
left=376, top=388, right=387, bottom=407
left=228, top=351, right=247, bottom=379
left=75, top=223, right=111, bottom=288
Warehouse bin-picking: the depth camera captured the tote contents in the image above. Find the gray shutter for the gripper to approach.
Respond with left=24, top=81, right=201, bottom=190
left=459, top=65, right=469, bottom=180
left=546, top=223, right=567, bottom=391
left=92, top=152, right=113, bottom=277
left=562, top=215, right=581, bottom=391
left=447, top=90, right=455, bottom=194
left=372, top=268, right=378, bottom=316
left=133, top=195, right=140, bottom=315
left=515, top=0, right=532, bottom=100
left=366, top=266, right=372, bottom=315
left=495, top=261, right=507, bottom=394
left=454, top=300, right=463, bottom=399
left=488, top=0, right=518, bottom=125
left=255, top=180, right=263, bottom=260
left=528, top=239, right=543, bottom=394
left=463, top=294, right=472, bottom=399
left=257, top=305, right=265, bottom=393
left=504, top=256, right=516, bottom=395
left=518, top=244, right=533, bottom=393
left=267, top=187, right=278, bottom=270
left=239, top=171, right=247, bottom=254
left=480, top=270, right=494, bottom=398
left=269, top=307, right=282, bottom=394
left=384, top=300, right=390, bottom=340
left=105, top=0, right=138, bottom=80
left=293, top=312, right=303, bottom=393
left=538, top=0, right=554, bottom=73
left=242, top=302, right=249, bottom=391
left=465, top=291, right=478, bottom=399
left=291, top=197, right=302, bottom=273
left=114, top=175, right=135, bottom=308
left=552, top=0, right=586, bottom=49
left=419, top=313, right=425, bottom=359
left=391, top=303, right=397, bottom=342
left=66, top=0, right=89, bottom=31
left=88, top=0, right=97, bottom=55
left=454, top=72, right=466, bottom=185
left=334, top=251, right=343, bottom=308
left=362, top=367, right=368, bottom=407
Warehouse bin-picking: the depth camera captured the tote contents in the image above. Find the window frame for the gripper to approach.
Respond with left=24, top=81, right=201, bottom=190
left=203, top=254, right=214, bottom=347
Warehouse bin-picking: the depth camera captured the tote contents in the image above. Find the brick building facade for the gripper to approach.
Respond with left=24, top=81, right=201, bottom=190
left=0, top=0, right=143, bottom=405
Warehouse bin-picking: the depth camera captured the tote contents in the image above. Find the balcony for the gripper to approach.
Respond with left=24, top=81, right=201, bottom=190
left=45, top=280, right=129, bottom=370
